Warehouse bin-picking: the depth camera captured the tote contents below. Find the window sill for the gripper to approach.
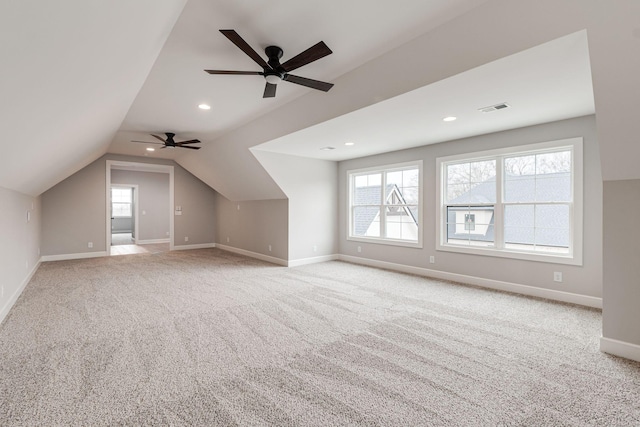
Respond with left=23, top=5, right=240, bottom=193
left=348, top=235, right=423, bottom=249
left=437, top=243, right=582, bottom=266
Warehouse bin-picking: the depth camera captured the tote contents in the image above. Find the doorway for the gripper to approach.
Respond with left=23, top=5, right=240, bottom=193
left=105, top=160, right=175, bottom=255
left=110, top=185, right=137, bottom=246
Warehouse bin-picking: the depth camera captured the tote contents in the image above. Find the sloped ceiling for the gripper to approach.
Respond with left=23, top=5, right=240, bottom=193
left=0, top=0, right=187, bottom=196
left=3, top=0, right=640, bottom=199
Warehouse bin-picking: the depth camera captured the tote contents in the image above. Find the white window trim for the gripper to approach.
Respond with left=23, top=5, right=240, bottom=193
left=436, top=138, right=583, bottom=266
left=347, top=160, right=423, bottom=248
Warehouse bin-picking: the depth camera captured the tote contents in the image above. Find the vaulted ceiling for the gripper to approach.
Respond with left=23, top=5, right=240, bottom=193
left=2, top=0, right=640, bottom=200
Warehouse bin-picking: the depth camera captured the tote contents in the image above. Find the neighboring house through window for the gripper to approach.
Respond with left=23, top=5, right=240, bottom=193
left=348, top=161, right=422, bottom=247
left=436, top=138, right=583, bottom=265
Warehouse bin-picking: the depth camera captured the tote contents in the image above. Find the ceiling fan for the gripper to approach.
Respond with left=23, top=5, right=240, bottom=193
left=205, top=29, right=334, bottom=98
left=131, top=133, right=201, bottom=150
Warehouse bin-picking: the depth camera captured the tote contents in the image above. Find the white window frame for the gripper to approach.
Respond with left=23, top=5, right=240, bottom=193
left=436, top=138, right=583, bottom=265
left=347, top=160, right=423, bottom=248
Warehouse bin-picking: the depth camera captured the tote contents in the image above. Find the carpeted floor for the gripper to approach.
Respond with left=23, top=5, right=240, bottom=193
left=0, top=248, right=638, bottom=425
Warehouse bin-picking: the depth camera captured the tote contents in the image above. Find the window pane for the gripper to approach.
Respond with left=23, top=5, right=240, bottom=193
left=385, top=205, right=418, bottom=240
left=504, top=155, right=535, bottom=176
left=470, top=160, right=496, bottom=184
left=505, top=151, right=571, bottom=203
left=504, top=227, right=535, bottom=248
left=504, top=204, right=570, bottom=251
left=112, top=203, right=131, bottom=217
left=504, top=205, right=534, bottom=228
left=446, top=183, right=471, bottom=203
left=447, top=163, right=470, bottom=186
left=353, top=183, right=381, bottom=206
left=536, top=173, right=571, bottom=202
left=536, top=151, right=571, bottom=174
left=504, top=176, right=535, bottom=202
left=400, top=187, right=419, bottom=204
left=111, top=188, right=132, bottom=203
left=386, top=170, right=402, bottom=186
left=535, top=205, right=570, bottom=229
left=447, top=161, right=495, bottom=204
left=535, top=228, right=569, bottom=252
left=403, top=169, right=419, bottom=187
left=353, top=206, right=380, bottom=237
left=446, top=206, right=494, bottom=245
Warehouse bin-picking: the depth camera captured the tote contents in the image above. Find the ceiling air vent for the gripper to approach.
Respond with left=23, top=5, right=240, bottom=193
left=479, top=102, right=510, bottom=113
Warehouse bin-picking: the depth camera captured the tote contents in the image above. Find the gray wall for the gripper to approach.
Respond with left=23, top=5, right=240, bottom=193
left=174, top=165, right=216, bottom=247
left=252, top=151, right=338, bottom=261
left=0, top=188, right=40, bottom=322
left=338, top=115, right=602, bottom=298
left=41, top=158, right=106, bottom=255
left=41, top=154, right=216, bottom=256
left=111, top=170, right=170, bottom=242
left=215, top=195, right=288, bottom=261
left=603, top=179, right=640, bottom=344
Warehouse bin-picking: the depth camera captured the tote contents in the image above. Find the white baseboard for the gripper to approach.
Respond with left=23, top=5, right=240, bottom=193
left=600, top=337, right=640, bottom=363
left=216, top=244, right=287, bottom=266
left=40, top=251, right=108, bottom=262
left=0, top=261, right=40, bottom=326
left=288, top=254, right=339, bottom=267
left=338, top=254, right=602, bottom=309
left=137, top=238, right=170, bottom=244
left=172, top=243, right=216, bottom=251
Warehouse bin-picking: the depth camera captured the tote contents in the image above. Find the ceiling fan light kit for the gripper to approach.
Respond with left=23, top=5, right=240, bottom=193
left=205, top=29, right=334, bottom=98
left=131, top=132, right=201, bottom=150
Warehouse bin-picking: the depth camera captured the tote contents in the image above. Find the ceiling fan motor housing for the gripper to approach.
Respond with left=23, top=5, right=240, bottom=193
left=265, top=46, right=285, bottom=83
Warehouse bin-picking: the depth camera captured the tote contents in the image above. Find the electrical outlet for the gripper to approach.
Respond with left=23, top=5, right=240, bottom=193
left=166, top=232, right=169, bottom=236
left=237, top=204, right=240, bottom=210
left=553, top=272, right=563, bottom=282
left=88, top=242, right=93, bottom=248
left=313, top=245, right=317, bottom=252
left=429, top=256, right=435, bottom=264
left=268, top=245, right=272, bottom=252
left=184, top=236, right=189, bottom=242
left=357, top=246, right=362, bottom=253
left=226, top=237, right=230, bottom=243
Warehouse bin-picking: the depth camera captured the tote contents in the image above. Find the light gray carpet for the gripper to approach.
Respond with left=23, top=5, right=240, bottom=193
left=0, top=248, right=638, bottom=426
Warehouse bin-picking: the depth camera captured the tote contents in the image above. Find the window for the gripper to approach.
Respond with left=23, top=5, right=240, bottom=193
left=436, top=138, right=583, bottom=265
left=111, top=187, right=132, bottom=218
left=348, top=161, right=422, bottom=247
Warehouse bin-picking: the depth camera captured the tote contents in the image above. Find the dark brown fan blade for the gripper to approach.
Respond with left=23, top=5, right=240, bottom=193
left=151, top=134, right=166, bottom=143
left=220, top=29, right=270, bottom=70
left=131, top=140, right=164, bottom=145
left=263, top=82, right=277, bottom=98
left=204, top=70, right=263, bottom=75
left=177, top=145, right=200, bottom=150
left=177, top=139, right=200, bottom=145
left=280, top=41, right=332, bottom=72
left=283, top=74, right=333, bottom=92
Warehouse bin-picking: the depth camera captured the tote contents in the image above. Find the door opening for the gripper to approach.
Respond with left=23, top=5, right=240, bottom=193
left=110, top=185, right=136, bottom=246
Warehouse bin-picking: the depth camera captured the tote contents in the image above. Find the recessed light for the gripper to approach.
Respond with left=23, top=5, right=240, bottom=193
left=146, top=147, right=155, bottom=152
left=320, top=146, right=336, bottom=151
left=198, top=104, right=211, bottom=110
left=345, top=142, right=355, bottom=146
left=443, top=116, right=457, bottom=122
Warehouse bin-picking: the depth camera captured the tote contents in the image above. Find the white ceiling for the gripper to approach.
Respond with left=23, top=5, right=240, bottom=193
left=254, top=31, right=594, bottom=161
left=107, top=0, right=491, bottom=159
left=7, top=0, right=638, bottom=199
